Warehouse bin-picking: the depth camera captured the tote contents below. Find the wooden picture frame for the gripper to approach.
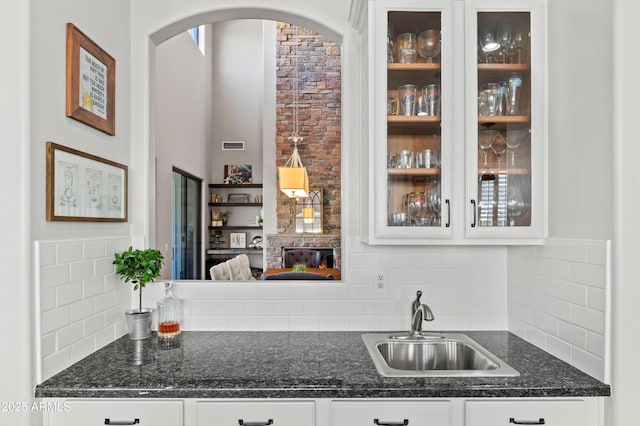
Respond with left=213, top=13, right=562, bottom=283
left=66, top=23, right=116, bottom=135
left=229, top=232, right=247, bottom=249
left=46, top=142, right=128, bottom=222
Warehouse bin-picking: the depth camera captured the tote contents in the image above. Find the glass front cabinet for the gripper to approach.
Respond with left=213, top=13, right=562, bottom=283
left=365, top=0, right=546, bottom=244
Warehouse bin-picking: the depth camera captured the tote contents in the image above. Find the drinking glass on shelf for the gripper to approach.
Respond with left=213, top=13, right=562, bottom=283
left=498, top=23, right=512, bottom=64
left=478, top=130, right=499, bottom=168
left=506, top=129, right=529, bottom=167
left=514, top=30, right=528, bottom=64
left=491, top=133, right=507, bottom=169
left=507, top=184, right=526, bottom=226
left=418, top=29, right=441, bottom=63
left=505, top=73, right=523, bottom=116
left=478, top=26, right=501, bottom=63
left=396, top=33, right=417, bottom=63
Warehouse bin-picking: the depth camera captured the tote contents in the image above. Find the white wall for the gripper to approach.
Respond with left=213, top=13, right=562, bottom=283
left=610, top=0, right=640, bottom=423
left=155, top=30, right=212, bottom=278
left=209, top=20, right=265, bottom=184
left=546, top=0, right=613, bottom=239
left=30, top=0, right=132, bottom=241
left=0, top=1, right=34, bottom=425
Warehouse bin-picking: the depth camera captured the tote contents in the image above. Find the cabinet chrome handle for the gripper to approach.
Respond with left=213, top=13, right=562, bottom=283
left=445, top=199, right=451, bottom=227
left=238, top=420, right=273, bottom=426
left=373, top=419, right=409, bottom=426
left=509, top=418, right=545, bottom=425
left=104, top=419, right=140, bottom=425
left=470, top=199, right=477, bottom=227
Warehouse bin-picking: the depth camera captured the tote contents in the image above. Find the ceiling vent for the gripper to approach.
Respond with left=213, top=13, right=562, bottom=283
left=222, top=141, right=245, bottom=151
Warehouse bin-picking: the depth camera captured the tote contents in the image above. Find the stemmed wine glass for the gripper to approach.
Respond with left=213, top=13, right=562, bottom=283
left=498, top=23, right=512, bottom=64
left=506, top=129, right=529, bottom=167
left=514, top=30, right=528, bottom=63
left=491, top=133, right=507, bottom=169
left=418, top=30, right=441, bottom=64
left=478, top=130, right=499, bottom=168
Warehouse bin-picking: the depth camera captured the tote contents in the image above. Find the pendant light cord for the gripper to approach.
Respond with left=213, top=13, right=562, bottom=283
left=289, top=24, right=303, bottom=148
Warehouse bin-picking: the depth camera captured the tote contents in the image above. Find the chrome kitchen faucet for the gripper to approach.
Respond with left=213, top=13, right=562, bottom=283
left=410, top=290, right=435, bottom=336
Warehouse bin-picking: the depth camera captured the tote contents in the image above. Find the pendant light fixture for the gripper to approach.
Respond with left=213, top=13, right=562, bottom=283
left=279, top=24, right=309, bottom=199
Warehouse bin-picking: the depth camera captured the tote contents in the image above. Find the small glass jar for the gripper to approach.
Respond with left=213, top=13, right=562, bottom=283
left=157, top=282, right=182, bottom=339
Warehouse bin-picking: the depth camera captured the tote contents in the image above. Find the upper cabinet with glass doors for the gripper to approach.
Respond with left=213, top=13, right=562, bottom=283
left=464, top=0, right=545, bottom=241
left=367, top=0, right=455, bottom=243
left=364, top=0, right=546, bottom=245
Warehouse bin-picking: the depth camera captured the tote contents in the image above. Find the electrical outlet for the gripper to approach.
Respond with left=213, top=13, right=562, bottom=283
left=375, top=271, right=385, bottom=290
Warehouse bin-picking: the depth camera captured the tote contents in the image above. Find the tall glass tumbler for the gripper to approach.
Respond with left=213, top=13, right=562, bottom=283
left=505, top=73, right=523, bottom=116
left=398, top=84, right=418, bottom=116
left=396, top=33, right=417, bottom=63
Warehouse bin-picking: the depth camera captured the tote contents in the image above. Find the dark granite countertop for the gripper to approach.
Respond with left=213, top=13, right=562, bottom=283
left=35, top=331, right=610, bottom=399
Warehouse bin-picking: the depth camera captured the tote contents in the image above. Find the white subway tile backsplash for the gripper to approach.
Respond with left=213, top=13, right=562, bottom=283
left=508, top=238, right=609, bottom=382
left=56, top=281, right=83, bottom=306
left=56, top=242, right=83, bottom=264
left=56, top=322, right=84, bottom=349
left=70, top=298, right=95, bottom=322
left=41, top=306, right=70, bottom=334
left=41, top=264, right=70, bottom=289
left=83, top=276, right=106, bottom=298
left=37, top=236, right=134, bottom=381
left=83, top=240, right=106, bottom=260
left=70, top=260, right=95, bottom=282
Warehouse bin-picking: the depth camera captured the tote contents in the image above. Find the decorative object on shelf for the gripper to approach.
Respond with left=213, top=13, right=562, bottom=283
left=249, top=236, right=263, bottom=249
left=65, top=23, right=115, bottom=135
left=279, top=25, right=309, bottom=199
left=46, top=141, right=127, bottom=222
left=224, top=164, right=252, bottom=184
left=228, top=193, right=251, bottom=203
left=113, top=246, right=164, bottom=340
left=229, top=232, right=247, bottom=249
left=157, top=282, right=182, bottom=340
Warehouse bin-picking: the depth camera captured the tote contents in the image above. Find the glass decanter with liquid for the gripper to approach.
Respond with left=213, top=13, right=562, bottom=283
left=157, top=282, right=182, bottom=339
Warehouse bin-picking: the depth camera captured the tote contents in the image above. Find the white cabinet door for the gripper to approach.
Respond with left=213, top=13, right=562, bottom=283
left=52, top=399, right=183, bottom=426
left=196, top=401, right=315, bottom=426
left=366, top=0, right=456, bottom=244
left=463, top=0, right=546, bottom=242
left=332, top=400, right=451, bottom=426
left=465, top=399, right=595, bottom=426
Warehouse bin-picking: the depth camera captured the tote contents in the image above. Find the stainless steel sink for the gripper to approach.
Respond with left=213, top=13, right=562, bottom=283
left=362, top=333, right=519, bottom=377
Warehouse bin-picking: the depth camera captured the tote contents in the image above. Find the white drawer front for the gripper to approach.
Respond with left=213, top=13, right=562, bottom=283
left=332, top=400, right=452, bottom=426
left=196, top=401, right=315, bottom=426
left=64, top=399, right=183, bottom=426
left=465, top=400, right=587, bottom=426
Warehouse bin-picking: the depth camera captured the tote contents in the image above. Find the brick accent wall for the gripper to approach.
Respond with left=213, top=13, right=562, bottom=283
left=275, top=23, right=341, bottom=236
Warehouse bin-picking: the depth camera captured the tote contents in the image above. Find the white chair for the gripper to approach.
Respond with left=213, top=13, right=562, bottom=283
left=227, top=254, right=253, bottom=280
left=210, top=262, right=232, bottom=280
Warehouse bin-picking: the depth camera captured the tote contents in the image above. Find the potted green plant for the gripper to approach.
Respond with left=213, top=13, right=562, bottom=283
left=113, top=246, right=164, bottom=340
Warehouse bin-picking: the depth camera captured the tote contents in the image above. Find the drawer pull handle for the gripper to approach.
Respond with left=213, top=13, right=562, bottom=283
left=509, top=418, right=545, bottom=425
left=238, top=419, right=273, bottom=426
left=373, top=419, right=409, bottom=426
left=104, top=419, right=140, bottom=425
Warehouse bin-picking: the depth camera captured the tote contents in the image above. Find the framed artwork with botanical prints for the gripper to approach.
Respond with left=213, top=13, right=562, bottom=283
left=46, top=142, right=127, bottom=222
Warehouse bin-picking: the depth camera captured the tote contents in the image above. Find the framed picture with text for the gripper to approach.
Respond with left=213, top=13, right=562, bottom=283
left=46, top=142, right=128, bottom=222
left=65, top=23, right=116, bottom=135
